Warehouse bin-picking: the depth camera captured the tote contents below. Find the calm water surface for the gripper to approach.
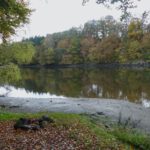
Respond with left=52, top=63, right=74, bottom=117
left=0, top=67, right=150, bottom=107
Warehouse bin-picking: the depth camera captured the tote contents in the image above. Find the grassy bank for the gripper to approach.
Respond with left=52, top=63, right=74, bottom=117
left=0, top=111, right=150, bottom=150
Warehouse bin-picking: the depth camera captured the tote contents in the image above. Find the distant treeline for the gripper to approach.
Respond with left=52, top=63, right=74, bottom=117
left=1, top=15, right=150, bottom=66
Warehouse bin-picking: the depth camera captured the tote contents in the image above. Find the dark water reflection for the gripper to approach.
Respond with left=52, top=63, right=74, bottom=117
left=0, top=67, right=150, bottom=106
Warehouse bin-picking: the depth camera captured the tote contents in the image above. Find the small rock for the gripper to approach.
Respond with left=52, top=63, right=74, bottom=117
left=14, top=116, right=54, bottom=130
left=9, top=106, right=19, bottom=108
left=0, top=105, right=6, bottom=108
left=105, top=124, right=110, bottom=129
left=97, top=112, right=105, bottom=115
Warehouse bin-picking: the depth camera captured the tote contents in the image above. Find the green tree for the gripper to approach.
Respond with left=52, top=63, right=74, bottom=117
left=0, top=44, right=13, bottom=65
left=0, top=63, right=21, bottom=84
left=127, top=40, right=142, bottom=61
left=22, top=36, right=44, bottom=46
left=83, top=20, right=99, bottom=39
left=44, top=48, right=55, bottom=65
left=141, top=33, right=150, bottom=61
left=1, top=42, right=35, bottom=65
left=38, top=48, right=64, bottom=65
left=0, top=0, right=31, bottom=43
left=128, top=20, right=143, bottom=41
left=11, top=42, right=35, bottom=65
left=69, top=37, right=80, bottom=52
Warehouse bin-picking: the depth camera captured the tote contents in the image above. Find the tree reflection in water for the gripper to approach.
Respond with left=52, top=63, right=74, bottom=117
left=0, top=67, right=150, bottom=104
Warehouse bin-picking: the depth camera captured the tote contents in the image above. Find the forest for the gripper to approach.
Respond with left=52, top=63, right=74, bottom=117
left=0, top=15, right=150, bottom=66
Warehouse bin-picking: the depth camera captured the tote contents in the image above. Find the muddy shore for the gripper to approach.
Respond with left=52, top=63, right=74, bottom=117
left=0, top=97, right=150, bottom=133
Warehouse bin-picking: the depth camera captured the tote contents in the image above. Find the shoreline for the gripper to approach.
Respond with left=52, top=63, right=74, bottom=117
left=20, top=62, right=150, bottom=69
left=0, top=97, right=150, bottom=133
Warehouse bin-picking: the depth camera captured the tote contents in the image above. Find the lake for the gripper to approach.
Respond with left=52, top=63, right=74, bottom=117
left=0, top=67, right=150, bottom=107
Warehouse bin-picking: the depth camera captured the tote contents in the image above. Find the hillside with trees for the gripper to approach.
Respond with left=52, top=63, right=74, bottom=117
left=20, top=15, right=150, bottom=66
left=0, top=0, right=149, bottom=67
left=0, top=15, right=150, bottom=66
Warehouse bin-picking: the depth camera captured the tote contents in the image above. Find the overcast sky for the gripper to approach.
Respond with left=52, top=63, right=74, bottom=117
left=13, top=0, right=150, bottom=41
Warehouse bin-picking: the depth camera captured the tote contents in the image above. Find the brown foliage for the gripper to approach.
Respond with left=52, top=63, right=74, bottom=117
left=0, top=121, right=99, bottom=150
